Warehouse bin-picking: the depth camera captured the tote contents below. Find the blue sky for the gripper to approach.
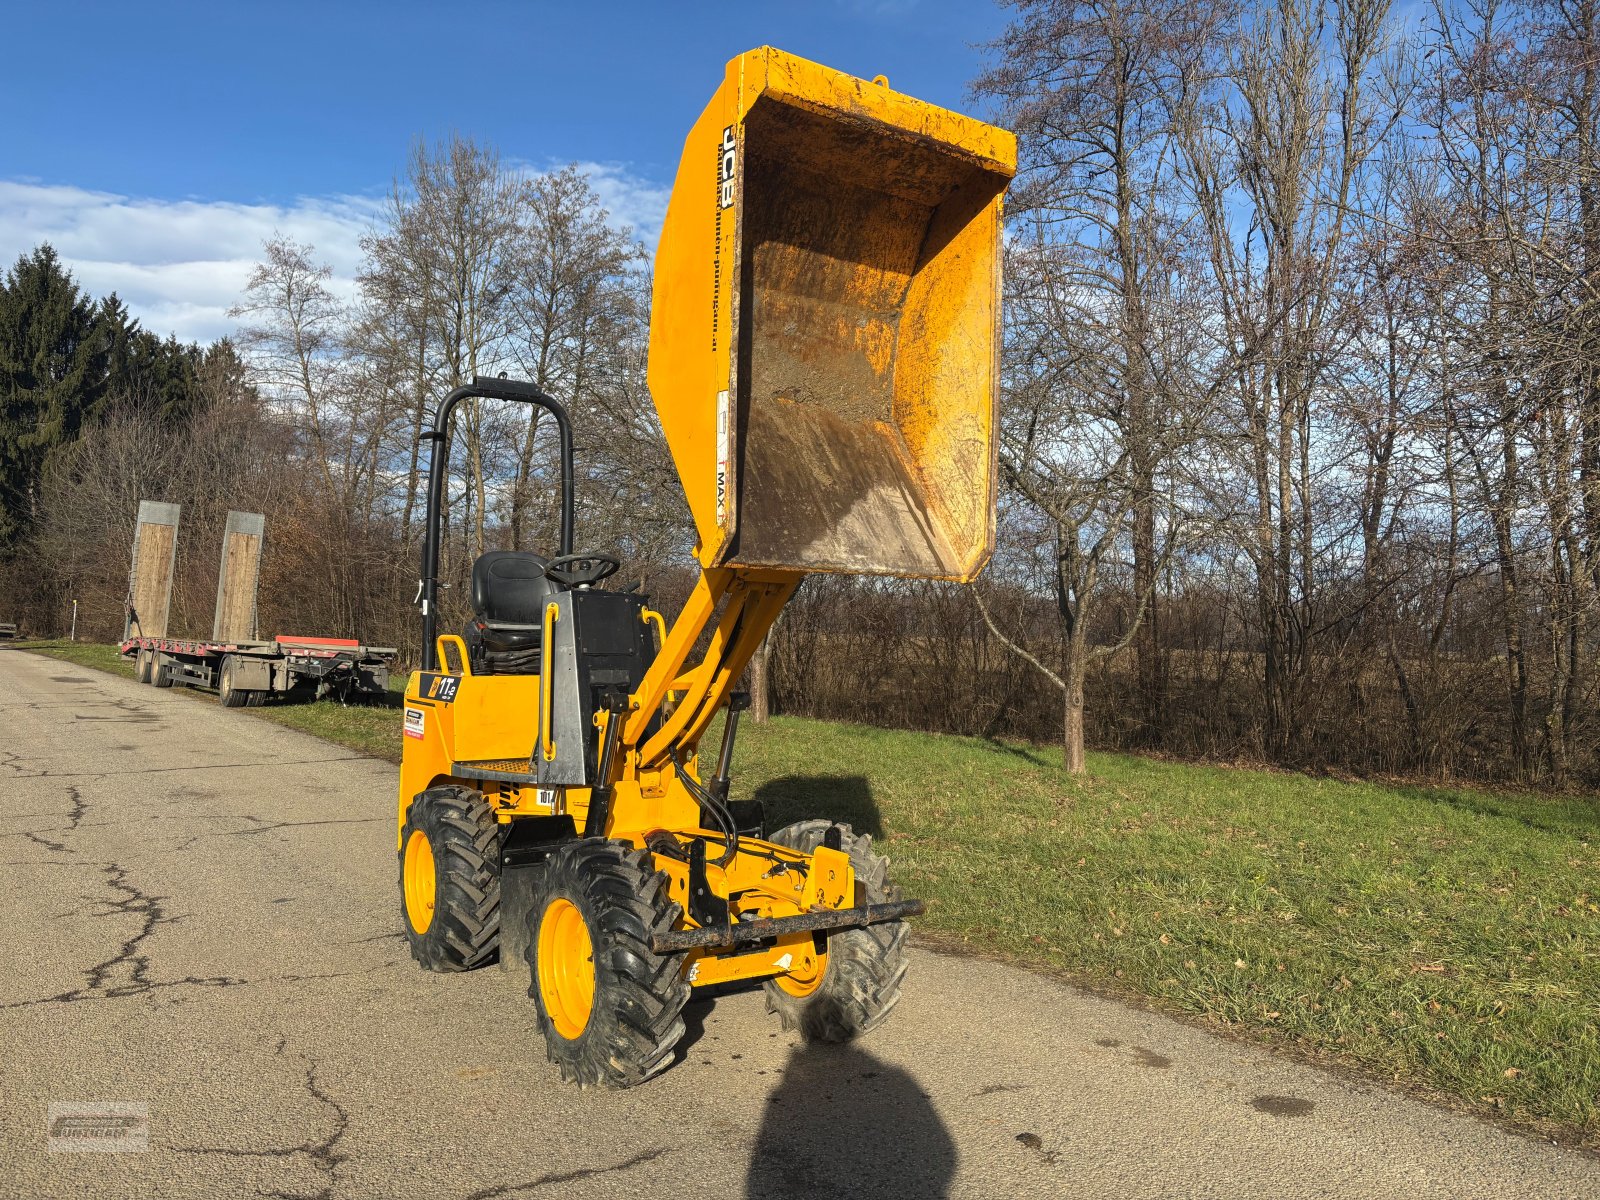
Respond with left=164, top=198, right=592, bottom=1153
left=1, top=0, right=1007, bottom=342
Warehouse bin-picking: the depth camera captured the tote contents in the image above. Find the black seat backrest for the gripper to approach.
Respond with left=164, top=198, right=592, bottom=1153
left=471, top=551, right=555, bottom=625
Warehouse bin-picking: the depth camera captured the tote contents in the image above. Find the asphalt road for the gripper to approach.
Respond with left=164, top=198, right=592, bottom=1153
left=0, top=647, right=1593, bottom=1199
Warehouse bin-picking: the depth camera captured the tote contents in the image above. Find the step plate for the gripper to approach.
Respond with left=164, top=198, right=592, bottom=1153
left=452, top=758, right=538, bottom=783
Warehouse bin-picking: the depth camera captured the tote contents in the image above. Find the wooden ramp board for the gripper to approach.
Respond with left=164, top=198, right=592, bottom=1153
left=125, top=501, right=181, bottom=640
left=213, top=511, right=265, bottom=643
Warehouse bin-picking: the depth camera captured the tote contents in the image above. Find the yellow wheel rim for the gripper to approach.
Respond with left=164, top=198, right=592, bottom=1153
left=537, top=898, right=596, bottom=1040
left=403, top=829, right=436, bottom=934
left=775, top=939, right=828, bottom=997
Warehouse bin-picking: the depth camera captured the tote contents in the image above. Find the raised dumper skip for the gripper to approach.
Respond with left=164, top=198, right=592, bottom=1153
left=397, top=45, right=1015, bottom=1087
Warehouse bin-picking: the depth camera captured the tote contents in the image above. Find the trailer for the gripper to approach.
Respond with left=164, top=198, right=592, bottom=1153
left=120, top=634, right=396, bottom=707
left=114, top=504, right=393, bottom=706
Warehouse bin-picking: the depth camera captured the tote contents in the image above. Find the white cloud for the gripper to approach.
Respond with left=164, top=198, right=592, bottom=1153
left=0, top=181, right=379, bottom=345
left=566, top=161, right=673, bottom=249
left=0, top=162, right=671, bottom=347
left=502, top=158, right=673, bottom=249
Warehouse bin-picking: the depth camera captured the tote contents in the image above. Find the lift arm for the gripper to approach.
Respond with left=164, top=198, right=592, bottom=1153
left=623, top=568, right=797, bottom=769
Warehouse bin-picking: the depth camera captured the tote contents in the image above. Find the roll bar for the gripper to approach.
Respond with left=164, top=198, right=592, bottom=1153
left=417, top=376, right=574, bottom=670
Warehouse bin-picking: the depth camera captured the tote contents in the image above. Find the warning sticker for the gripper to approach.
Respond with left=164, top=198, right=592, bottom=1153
left=403, top=706, right=425, bottom=740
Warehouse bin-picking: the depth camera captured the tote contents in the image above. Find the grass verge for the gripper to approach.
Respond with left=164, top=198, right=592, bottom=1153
left=21, top=640, right=1600, bottom=1145
left=741, top=718, right=1600, bottom=1147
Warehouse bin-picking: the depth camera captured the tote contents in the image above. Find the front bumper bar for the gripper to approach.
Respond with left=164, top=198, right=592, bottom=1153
left=649, top=899, right=925, bottom=954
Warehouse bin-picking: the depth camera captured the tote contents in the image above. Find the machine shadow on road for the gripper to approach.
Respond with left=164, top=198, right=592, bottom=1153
left=752, top=775, right=884, bottom=840
left=746, top=1041, right=956, bottom=1199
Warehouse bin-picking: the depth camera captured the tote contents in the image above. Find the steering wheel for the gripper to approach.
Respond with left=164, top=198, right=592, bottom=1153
left=545, top=551, right=621, bottom=589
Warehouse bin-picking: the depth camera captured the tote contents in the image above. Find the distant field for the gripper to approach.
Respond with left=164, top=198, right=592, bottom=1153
left=22, top=639, right=1600, bottom=1146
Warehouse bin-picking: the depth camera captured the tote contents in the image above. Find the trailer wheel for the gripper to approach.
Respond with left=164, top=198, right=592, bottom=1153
left=135, top=648, right=154, bottom=685
left=526, top=839, right=689, bottom=1088
left=151, top=653, right=174, bottom=688
left=399, top=786, right=500, bottom=971
left=763, top=819, right=909, bottom=1043
left=217, top=656, right=253, bottom=708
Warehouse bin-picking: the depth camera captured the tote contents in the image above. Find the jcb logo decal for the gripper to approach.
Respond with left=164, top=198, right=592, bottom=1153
left=719, top=126, right=737, bottom=209
left=420, top=674, right=459, bottom=703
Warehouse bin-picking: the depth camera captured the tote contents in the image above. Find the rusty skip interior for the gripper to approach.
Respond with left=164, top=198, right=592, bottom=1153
left=727, top=94, right=1010, bottom=579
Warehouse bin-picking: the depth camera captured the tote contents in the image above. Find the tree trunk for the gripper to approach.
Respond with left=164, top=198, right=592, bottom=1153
left=1063, top=667, right=1087, bottom=775
left=1063, top=622, right=1090, bottom=775
left=1132, top=482, right=1161, bottom=735
left=749, top=633, right=771, bottom=724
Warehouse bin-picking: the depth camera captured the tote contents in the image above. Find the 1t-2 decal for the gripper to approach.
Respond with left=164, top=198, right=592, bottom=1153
left=419, top=673, right=460, bottom=703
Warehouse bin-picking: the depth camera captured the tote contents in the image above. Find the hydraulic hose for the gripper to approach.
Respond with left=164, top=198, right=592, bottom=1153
left=672, top=749, right=739, bottom=867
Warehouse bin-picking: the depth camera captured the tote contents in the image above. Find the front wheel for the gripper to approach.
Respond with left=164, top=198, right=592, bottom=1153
left=526, top=839, right=689, bottom=1088
left=399, top=786, right=501, bottom=971
left=763, top=819, right=910, bottom=1042
left=135, top=648, right=154, bottom=684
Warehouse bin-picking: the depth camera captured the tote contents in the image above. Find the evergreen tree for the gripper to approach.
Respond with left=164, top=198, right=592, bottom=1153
left=101, top=294, right=204, bottom=423
left=0, top=245, right=109, bottom=549
left=196, top=338, right=251, bottom=410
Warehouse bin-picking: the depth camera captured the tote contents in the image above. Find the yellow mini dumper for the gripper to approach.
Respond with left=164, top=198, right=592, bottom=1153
left=398, top=46, right=1014, bottom=1087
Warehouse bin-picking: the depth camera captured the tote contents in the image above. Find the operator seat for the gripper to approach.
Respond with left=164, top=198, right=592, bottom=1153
left=463, top=550, right=559, bottom=675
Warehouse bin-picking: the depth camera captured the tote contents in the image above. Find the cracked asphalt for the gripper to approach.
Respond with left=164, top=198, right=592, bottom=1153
left=1, top=647, right=1594, bottom=1199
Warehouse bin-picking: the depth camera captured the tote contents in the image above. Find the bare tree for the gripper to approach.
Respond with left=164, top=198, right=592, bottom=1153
left=1175, top=0, right=1400, bottom=754
left=231, top=237, right=348, bottom=495
left=232, top=236, right=403, bottom=635
left=504, top=166, right=647, bottom=554
left=976, top=233, right=1195, bottom=772
left=360, top=135, right=528, bottom=564
left=979, top=0, right=1227, bottom=736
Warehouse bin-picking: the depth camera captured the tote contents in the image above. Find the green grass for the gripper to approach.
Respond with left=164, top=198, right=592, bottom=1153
left=739, top=719, right=1600, bottom=1145
left=21, top=641, right=1600, bottom=1144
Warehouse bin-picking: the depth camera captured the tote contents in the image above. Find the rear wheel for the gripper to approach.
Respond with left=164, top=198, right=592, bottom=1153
left=399, top=786, right=500, bottom=971
left=217, top=655, right=253, bottom=708
left=763, top=819, right=909, bottom=1042
left=135, top=648, right=153, bottom=684
left=151, top=653, right=174, bottom=688
left=526, top=839, right=689, bottom=1088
